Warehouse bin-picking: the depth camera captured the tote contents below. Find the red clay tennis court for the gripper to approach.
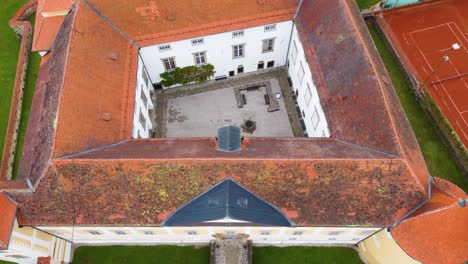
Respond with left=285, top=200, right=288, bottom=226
left=376, top=0, right=468, bottom=148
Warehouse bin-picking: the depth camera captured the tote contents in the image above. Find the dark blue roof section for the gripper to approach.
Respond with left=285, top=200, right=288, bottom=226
left=217, top=126, right=241, bottom=152
left=161, top=178, right=294, bottom=226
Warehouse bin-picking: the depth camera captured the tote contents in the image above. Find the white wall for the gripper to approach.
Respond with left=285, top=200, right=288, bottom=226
left=132, top=56, right=154, bottom=139
left=35, top=226, right=380, bottom=245
left=0, top=219, right=72, bottom=264
left=139, top=21, right=293, bottom=84
left=287, top=26, right=330, bottom=138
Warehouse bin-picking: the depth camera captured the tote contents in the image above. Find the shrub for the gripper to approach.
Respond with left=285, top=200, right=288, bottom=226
left=160, top=64, right=215, bottom=87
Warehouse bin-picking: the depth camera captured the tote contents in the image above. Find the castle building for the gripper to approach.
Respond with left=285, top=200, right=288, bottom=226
left=0, top=0, right=466, bottom=263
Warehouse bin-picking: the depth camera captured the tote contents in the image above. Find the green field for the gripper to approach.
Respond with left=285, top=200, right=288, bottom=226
left=71, top=246, right=363, bottom=264
left=0, top=0, right=39, bottom=179
left=367, top=22, right=468, bottom=191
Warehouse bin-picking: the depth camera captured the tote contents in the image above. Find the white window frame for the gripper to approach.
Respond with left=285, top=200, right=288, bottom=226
left=264, top=24, right=276, bottom=32
left=262, top=38, right=275, bottom=53
left=291, top=41, right=298, bottom=65
left=142, top=69, right=150, bottom=88
left=193, top=51, right=207, bottom=65
left=298, top=62, right=305, bottom=84
left=311, top=106, right=320, bottom=131
left=191, top=38, right=204, bottom=46
left=162, top=57, right=176, bottom=71
left=233, top=44, right=245, bottom=59
left=158, top=44, right=171, bottom=52
left=304, top=83, right=312, bottom=106
left=232, top=30, right=244, bottom=38
left=140, top=85, right=148, bottom=107
left=139, top=110, right=146, bottom=128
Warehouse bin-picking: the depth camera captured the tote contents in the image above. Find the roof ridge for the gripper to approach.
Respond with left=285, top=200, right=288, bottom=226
left=81, top=0, right=139, bottom=48
left=49, top=6, right=76, bottom=165
left=55, top=140, right=129, bottom=160
left=335, top=139, right=400, bottom=158
left=341, top=0, right=425, bottom=190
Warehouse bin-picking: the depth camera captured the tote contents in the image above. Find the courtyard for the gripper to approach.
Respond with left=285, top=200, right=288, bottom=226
left=153, top=69, right=304, bottom=138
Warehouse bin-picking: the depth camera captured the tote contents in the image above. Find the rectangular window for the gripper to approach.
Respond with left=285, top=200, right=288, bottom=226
left=114, top=230, right=126, bottom=235
left=262, top=38, right=275, bottom=53
left=193, top=51, right=207, bottom=65
left=142, top=70, right=150, bottom=87
left=291, top=41, right=298, bottom=65
left=140, top=86, right=148, bottom=106
left=139, top=111, right=146, bottom=128
left=260, top=231, right=270, bottom=235
left=264, top=24, right=276, bottom=32
left=187, top=231, right=197, bottom=235
left=158, top=44, right=171, bottom=52
left=88, top=230, right=101, bottom=235
left=304, top=83, right=312, bottom=106
left=162, top=57, right=176, bottom=71
left=144, top=230, right=154, bottom=235
left=293, top=231, right=303, bottom=236
left=232, top=30, right=244, bottom=38
left=191, top=38, right=204, bottom=46
left=311, top=106, right=320, bottom=130
left=233, top=44, right=245, bottom=58
left=298, top=62, right=305, bottom=84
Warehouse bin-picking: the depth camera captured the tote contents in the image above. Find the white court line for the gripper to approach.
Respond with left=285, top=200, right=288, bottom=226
left=407, top=22, right=450, bottom=34
left=407, top=22, right=468, bottom=135
left=447, top=22, right=468, bottom=53
left=450, top=22, right=468, bottom=43
left=433, top=81, right=468, bottom=140
left=434, top=74, right=468, bottom=129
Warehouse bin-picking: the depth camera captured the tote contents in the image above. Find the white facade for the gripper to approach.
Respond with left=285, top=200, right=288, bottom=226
left=139, top=21, right=294, bottom=83
left=35, top=226, right=380, bottom=246
left=132, top=56, right=154, bottom=138
left=0, top=219, right=71, bottom=264
left=133, top=21, right=330, bottom=138
left=287, top=26, right=330, bottom=137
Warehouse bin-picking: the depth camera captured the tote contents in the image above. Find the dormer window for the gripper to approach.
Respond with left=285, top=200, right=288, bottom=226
left=158, top=44, right=171, bottom=52
left=232, top=30, right=244, bottom=38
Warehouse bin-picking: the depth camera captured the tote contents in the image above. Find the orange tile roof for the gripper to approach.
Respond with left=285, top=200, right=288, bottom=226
left=0, top=193, right=17, bottom=250
left=3, top=0, right=437, bottom=230
left=51, top=1, right=137, bottom=157
left=391, top=178, right=468, bottom=264
left=86, top=0, right=298, bottom=45
left=32, top=0, right=73, bottom=51
left=38, top=0, right=74, bottom=12
left=32, top=15, right=66, bottom=51
left=11, top=156, right=425, bottom=226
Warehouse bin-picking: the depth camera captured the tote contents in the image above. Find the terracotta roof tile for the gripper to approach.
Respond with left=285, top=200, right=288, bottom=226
left=51, top=1, right=137, bottom=157
left=18, top=9, right=75, bottom=185
left=32, top=15, right=66, bottom=52
left=0, top=193, right=17, bottom=250
left=8, top=0, right=434, bottom=229
left=66, top=138, right=399, bottom=160
left=295, top=0, right=430, bottom=190
left=391, top=178, right=468, bottom=264
left=11, top=159, right=424, bottom=226
left=32, top=0, right=73, bottom=51
left=85, top=0, right=299, bottom=45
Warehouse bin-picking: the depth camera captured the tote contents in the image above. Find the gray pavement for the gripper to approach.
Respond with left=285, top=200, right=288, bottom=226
left=165, top=79, right=293, bottom=137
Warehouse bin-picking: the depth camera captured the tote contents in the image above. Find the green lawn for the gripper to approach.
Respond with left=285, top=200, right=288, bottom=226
left=11, top=15, right=41, bottom=179
left=254, top=247, right=363, bottom=264
left=367, top=22, right=468, bottom=191
left=72, top=246, right=210, bottom=264
left=0, top=0, right=40, bottom=179
left=0, top=0, right=27, bottom=164
left=71, top=246, right=362, bottom=264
